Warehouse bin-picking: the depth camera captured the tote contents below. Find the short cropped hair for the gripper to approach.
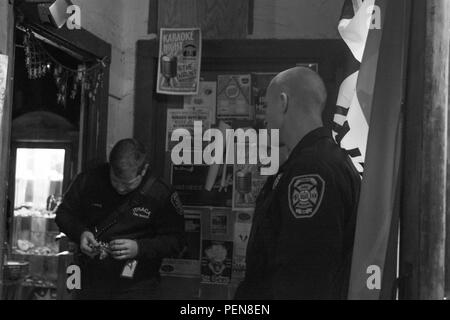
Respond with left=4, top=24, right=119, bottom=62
left=109, top=139, right=148, bottom=177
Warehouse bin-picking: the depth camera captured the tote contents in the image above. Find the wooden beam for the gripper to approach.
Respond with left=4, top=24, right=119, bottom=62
left=158, top=0, right=249, bottom=39
left=419, top=0, right=449, bottom=299
left=137, top=39, right=347, bottom=60
left=148, top=0, right=159, bottom=34
left=16, top=2, right=110, bottom=61
left=400, top=0, right=449, bottom=300
left=247, top=0, right=254, bottom=35
left=447, top=76, right=450, bottom=297
left=0, top=0, right=16, bottom=299
left=158, top=0, right=198, bottom=30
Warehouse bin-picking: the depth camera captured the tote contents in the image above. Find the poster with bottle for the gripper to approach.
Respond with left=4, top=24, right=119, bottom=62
left=216, top=75, right=252, bottom=123
left=157, top=28, right=202, bottom=95
left=232, top=146, right=268, bottom=210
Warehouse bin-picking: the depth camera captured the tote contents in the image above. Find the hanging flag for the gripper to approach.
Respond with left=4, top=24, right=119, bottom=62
left=347, top=0, right=409, bottom=299
left=332, top=0, right=380, bottom=173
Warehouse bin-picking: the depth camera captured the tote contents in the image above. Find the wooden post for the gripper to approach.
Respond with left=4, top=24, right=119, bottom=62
left=400, top=0, right=449, bottom=300
left=0, top=0, right=15, bottom=299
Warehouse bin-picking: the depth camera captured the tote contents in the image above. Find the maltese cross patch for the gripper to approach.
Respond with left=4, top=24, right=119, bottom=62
left=288, top=174, right=325, bottom=219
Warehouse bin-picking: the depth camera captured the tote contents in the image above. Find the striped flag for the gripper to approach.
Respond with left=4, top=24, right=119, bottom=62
left=333, top=0, right=381, bottom=173
left=344, top=0, right=409, bottom=299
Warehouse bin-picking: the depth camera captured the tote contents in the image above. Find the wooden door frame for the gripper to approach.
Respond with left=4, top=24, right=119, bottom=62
left=16, top=0, right=112, bottom=167
left=0, top=0, right=112, bottom=299
left=0, top=0, right=17, bottom=299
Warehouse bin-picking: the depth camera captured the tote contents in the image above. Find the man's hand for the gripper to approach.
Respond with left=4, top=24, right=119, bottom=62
left=80, top=231, right=99, bottom=258
left=110, top=239, right=139, bottom=260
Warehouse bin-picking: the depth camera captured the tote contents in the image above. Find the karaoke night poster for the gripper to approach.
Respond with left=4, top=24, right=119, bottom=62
left=157, top=28, right=202, bottom=95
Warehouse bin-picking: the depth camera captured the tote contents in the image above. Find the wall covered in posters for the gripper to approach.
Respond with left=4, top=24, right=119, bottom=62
left=159, top=207, right=253, bottom=287
left=161, top=69, right=279, bottom=289
left=159, top=50, right=320, bottom=295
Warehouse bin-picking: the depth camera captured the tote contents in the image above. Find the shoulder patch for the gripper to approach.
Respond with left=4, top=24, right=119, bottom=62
left=288, top=174, right=325, bottom=219
left=170, top=192, right=184, bottom=216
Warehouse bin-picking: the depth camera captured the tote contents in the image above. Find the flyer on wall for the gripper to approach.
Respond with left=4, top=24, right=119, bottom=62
left=216, top=74, right=252, bottom=123
left=0, top=54, right=9, bottom=112
left=184, top=81, right=217, bottom=124
left=171, top=164, right=234, bottom=207
left=160, top=208, right=204, bottom=277
left=201, top=208, right=234, bottom=242
left=166, top=108, right=211, bottom=152
left=157, top=28, right=202, bottom=95
left=201, top=240, right=233, bottom=285
left=252, top=72, right=277, bottom=129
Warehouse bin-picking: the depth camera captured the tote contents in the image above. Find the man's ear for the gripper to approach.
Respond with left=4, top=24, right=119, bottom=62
left=280, top=92, right=289, bottom=114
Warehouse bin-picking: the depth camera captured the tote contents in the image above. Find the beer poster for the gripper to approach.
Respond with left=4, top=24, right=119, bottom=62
left=157, top=28, right=202, bottom=95
left=232, top=149, right=268, bottom=210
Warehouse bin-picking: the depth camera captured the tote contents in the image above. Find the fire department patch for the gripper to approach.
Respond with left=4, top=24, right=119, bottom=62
left=170, top=192, right=184, bottom=215
left=288, top=175, right=325, bottom=219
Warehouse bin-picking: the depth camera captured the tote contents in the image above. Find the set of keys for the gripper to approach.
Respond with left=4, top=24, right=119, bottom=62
left=89, top=241, right=112, bottom=260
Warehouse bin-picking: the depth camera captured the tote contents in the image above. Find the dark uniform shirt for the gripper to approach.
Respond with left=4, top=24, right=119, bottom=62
left=235, top=127, right=361, bottom=300
left=55, top=164, right=185, bottom=296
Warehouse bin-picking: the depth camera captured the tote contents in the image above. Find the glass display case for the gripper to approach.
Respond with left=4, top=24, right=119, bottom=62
left=7, top=144, right=73, bottom=300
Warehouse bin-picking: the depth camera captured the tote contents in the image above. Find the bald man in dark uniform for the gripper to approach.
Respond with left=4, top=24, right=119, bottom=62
left=235, top=67, right=361, bottom=300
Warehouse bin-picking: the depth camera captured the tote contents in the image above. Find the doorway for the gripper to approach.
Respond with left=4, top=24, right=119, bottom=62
left=2, top=2, right=111, bottom=300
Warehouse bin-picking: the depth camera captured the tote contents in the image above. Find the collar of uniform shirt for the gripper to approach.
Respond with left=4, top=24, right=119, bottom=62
left=281, top=127, right=332, bottom=170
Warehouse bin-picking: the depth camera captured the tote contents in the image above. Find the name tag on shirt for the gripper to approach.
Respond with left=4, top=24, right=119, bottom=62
left=121, top=260, right=138, bottom=279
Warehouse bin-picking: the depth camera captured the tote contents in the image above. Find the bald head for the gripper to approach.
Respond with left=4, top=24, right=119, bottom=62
left=265, top=67, right=328, bottom=150
left=268, top=67, right=327, bottom=117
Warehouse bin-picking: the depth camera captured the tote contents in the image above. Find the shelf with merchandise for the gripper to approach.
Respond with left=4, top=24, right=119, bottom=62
left=12, top=211, right=61, bottom=258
